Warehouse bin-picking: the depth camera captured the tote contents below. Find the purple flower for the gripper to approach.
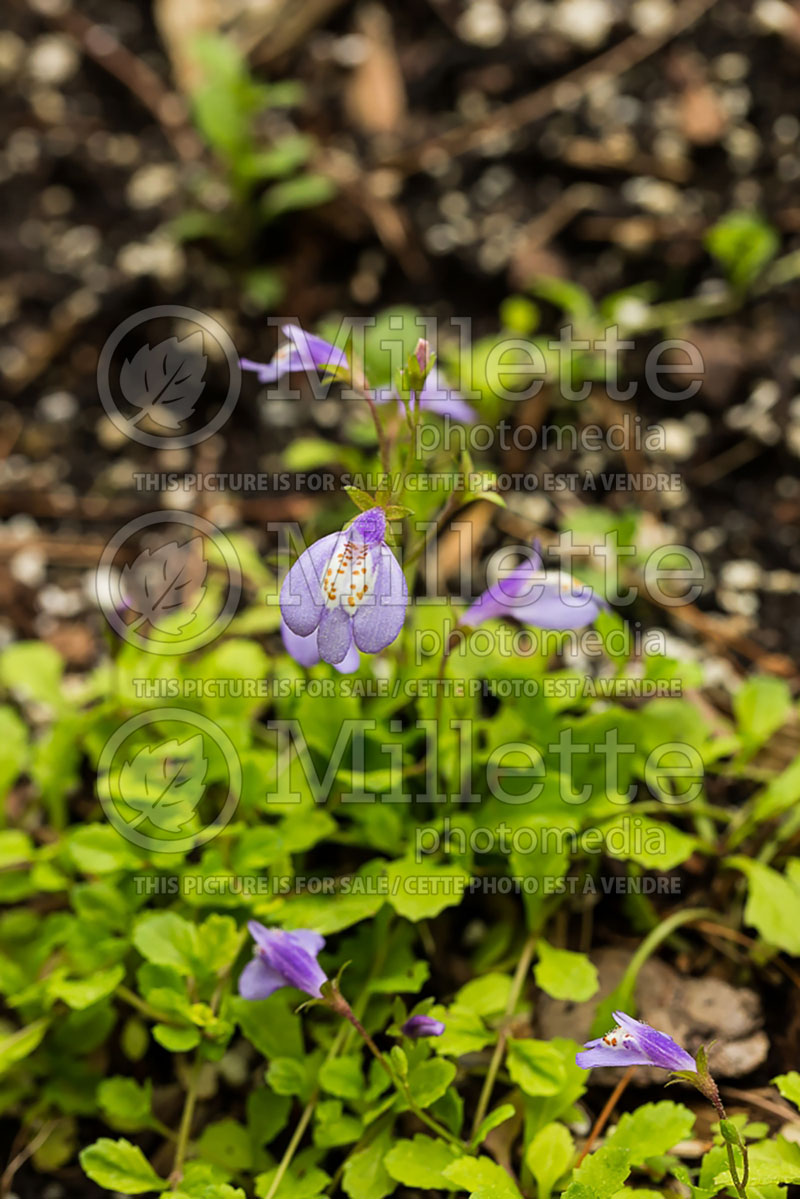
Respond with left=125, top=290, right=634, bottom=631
left=240, top=325, right=346, bottom=384
left=414, top=366, right=478, bottom=423
left=576, top=1011, right=696, bottom=1073
left=280, top=507, right=408, bottom=666
left=280, top=618, right=360, bottom=674
left=377, top=366, right=477, bottom=423
left=460, top=545, right=605, bottom=631
left=402, top=1014, right=446, bottom=1039
left=239, top=922, right=328, bottom=1000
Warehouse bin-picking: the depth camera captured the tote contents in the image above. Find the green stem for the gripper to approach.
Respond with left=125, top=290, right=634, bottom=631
left=262, top=1025, right=348, bottom=1199
left=170, top=1051, right=203, bottom=1187
left=117, top=984, right=181, bottom=1027
left=471, top=931, right=538, bottom=1141
left=708, top=1086, right=749, bottom=1199
left=340, top=1004, right=464, bottom=1149
left=602, top=906, right=719, bottom=1028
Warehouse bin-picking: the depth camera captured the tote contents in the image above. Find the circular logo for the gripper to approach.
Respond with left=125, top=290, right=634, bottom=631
left=96, top=510, right=242, bottom=655
left=97, top=708, right=242, bottom=853
left=97, top=305, right=241, bottom=448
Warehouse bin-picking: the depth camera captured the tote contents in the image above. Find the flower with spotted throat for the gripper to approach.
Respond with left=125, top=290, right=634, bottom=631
left=576, top=1010, right=696, bottom=1072
left=280, top=507, right=408, bottom=666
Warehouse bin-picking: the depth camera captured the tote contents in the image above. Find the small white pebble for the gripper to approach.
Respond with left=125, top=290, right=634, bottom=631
left=27, top=35, right=79, bottom=85
left=457, top=1, right=508, bottom=46
left=721, top=560, right=763, bottom=590
left=552, top=0, right=613, bottom=46
left=37, top=390, right=77, bottom=422
left=10, top=548, right=46, bottom=588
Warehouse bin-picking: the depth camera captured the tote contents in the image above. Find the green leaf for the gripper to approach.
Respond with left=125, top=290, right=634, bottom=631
left=407, top=1058, right=456, bottom=1109
left=67, top=825, right=142, bottom=874
left=506, top=1039, right=566, bottom=1097
left=50, top=965, right=125, bottom=1010
left=133, top=912, right=200, bottom=975
left=384, top=1135, right=461, bottom=1189
left=344, top=486, right=377, bottom=513
left=0, top=706, right=27, bottom=797
left=729, top=856, right=800, bottom=954
left=534, top=943, right=598, bottom=1002
left=98, top=1077, right=154, bottom=1130
left=196, top=1119, right=253, bottom=1173
left=0, top=641, right=64, bottom=708
left=232, top=992, right=303, bottom=1059
left=261, top=175, right=336, bottom=220
left=705, top=210, right=779, bottom=291
left=256, top=1154, right=331, bottom=1199
left=456, top=974, right=512, bottom=1017
left=153, top=1025, right=200, bottom=1052
left=267, top=1055, right=318, bottom=1102
left=528, top=276, right=595, bottom=321
left=524, top=1122, right=574, bottom=1199
left=714, top=1135, right=800, bottom=1186
left=79, top=1137, right=165, bottom=1194
left=432, top=1004, right=494, bottom=1057
left=384, top=857, right=469, bottom=921
left=243, top=268, right=284, bottom=312
left=0, top=1018, right=49, bottom=1076
left=342, top=1126, right=394, bottom=1199
left=443, top=1154, right=523, bottom=1198
left=605, top=1101, right=695, bottom=1165
left=471, top=1104, right=516, bottom=1148
left=773, top=1071, right=800, bottom=1110
left=319, top=1056, right=364, bottom=1100
left=733, top=676, right=792, bottom=747
left=563, top=1144, right=631, bottom=1199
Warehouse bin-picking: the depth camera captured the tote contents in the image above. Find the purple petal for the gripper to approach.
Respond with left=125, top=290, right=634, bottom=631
left=317, top=606, right=354, bottom=665
left=335, top=640, right=361, bottom=674
left=280, top=618, right=360, bottom=674
left=419, top=367, right=478, bottom=423
left=576, top=1044, right=650, bottom=1069
left=460, top=555, right=603, bottom=632
left=613, top=1011, right=696, bottom=1072
left=238, top=956, right=287, bottom=1000
left=402, top=1015, right=445, bottom=1038
left=245, top=923, right=328, bottom=999
left=288, top=929, right=326, bottom=956
left=281, top=619, right=323, bottom=667
left=510, top=584, right=604, bottom=630
left=351, top=507, right=386, bottom=546
left=282, top=326, right=348, bottom=376
left=280, top=531, right=342, bottom=637
left=352, top=546, right=408, bottom=654
left=263, top=933, right=328, bottom=998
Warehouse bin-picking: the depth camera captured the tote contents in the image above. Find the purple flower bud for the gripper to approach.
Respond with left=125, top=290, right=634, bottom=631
left=240, top=325, right=347, bottom=384
left=414, top=338, right=431, bottom=374
left=401, top=1014, right=446, bottom=1038
left=239, top=922, right=328, bottom=1000
left=280, top=508, right=408, bottom=666
left=460, top=544, right=605, bottom=631
left=576, top=1011, right=697, bottom=1073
